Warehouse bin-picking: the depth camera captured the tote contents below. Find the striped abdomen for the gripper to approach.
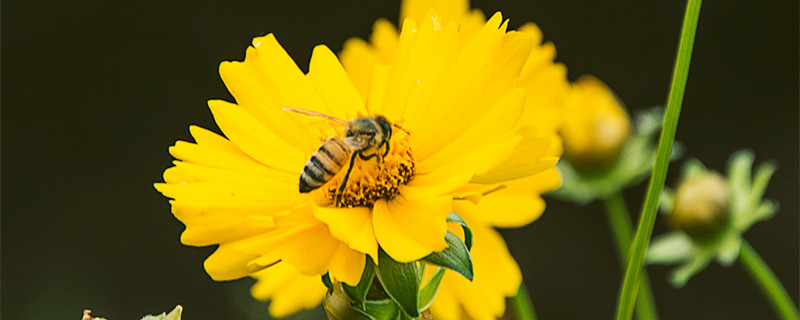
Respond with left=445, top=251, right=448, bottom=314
left=299, top=136, right=350, bottom=193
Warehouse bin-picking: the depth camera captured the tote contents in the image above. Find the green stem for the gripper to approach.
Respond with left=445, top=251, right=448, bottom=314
left=603, top=194, right=659, bottom=320
left=739, top=241, right=800, bottom=320
left=614, top=0, right=702, bottom=319
left=512, top=282, right=537, bottom=320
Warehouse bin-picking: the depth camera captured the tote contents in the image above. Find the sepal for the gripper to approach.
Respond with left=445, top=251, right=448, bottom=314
left=342, top=259, right=377, bottom=309
left=375, top=249, right=420, bottom=318
left=421, top=232, right=474, bottom=281
left=446, top=211, right=473, bottom=250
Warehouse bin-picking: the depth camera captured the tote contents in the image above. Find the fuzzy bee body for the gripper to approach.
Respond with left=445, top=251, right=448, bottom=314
left=299, top=136, right=350, bottom=193
left=284, top=108, right=400, bottom=203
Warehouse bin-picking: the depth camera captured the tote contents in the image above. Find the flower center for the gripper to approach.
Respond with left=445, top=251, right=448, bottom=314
left=323, top=132, right=415, bottom=208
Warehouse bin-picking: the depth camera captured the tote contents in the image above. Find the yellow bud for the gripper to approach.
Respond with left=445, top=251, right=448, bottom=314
left=561, top=76, right=632, bottom=173
left=670, top=172, right=731, bottom=240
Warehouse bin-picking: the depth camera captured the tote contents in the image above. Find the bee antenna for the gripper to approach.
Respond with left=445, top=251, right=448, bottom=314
left=392, top=123, right=411, bottom=135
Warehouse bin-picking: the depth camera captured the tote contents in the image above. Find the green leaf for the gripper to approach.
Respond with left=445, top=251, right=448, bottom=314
left=748, top=162, right=776, bottom=211
left=670, top=255, right=713, bottom=287
left=342, top=259, right=376, bottom=310
left=321, top=273, right=334, bottom=295
left=446, top=212, right=473, bottom=250
left=728, top=151, right=754, bottom=193
left=140, top=305, right=183, bottom=320
left=421, top=232, right=473, bottom=281
left=659, top=188, right=675, bottom=214
left=364, top=299, right=403, bottom=320
left=418, top=267, right=446, bottom=310
left=715, top=235, right=741, bottom=266
left=681, top=159, right=707, bottom=180
left=646, top=232, right=693, bottom=265
left=375, top=249, right=420, bottom=318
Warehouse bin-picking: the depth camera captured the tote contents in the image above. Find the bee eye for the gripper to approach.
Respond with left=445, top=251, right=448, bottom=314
left=367, top=132, right=376, bottom=137
left=346, top=132, right=354, bottom=137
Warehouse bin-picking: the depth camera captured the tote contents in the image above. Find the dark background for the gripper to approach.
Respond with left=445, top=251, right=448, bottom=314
left=2, top=1, right=797, bottom=319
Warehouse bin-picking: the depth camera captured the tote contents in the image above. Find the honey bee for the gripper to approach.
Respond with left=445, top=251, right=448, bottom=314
left=282, top=108, right=408, bottom=205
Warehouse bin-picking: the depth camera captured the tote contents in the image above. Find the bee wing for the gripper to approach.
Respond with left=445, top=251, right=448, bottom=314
left=282, top=107, right=347, bottom=125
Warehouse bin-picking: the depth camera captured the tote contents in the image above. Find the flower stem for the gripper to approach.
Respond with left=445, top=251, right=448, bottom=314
left=512, top=282, right=538, bottom=320
left=614, top=0, right=702, bottom=319
left=603, top=194, right=659, bottom=320
left=739, top=240, right=800, bottom=320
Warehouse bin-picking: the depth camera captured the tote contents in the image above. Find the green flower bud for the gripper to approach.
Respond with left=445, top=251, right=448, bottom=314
left=323, top=282, right=372, bottom=320
left=561, top=76, right=632, bottom=174
left=669, top=172, right=731, bottom=240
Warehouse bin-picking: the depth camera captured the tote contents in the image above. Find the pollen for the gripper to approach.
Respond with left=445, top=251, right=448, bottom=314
left=323, top=132, right=415, bottom=208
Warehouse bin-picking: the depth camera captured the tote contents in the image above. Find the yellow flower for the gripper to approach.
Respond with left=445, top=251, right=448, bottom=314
left=156, top=0, right=564, bottom=318
left=239, top=1, right=568, bottom=319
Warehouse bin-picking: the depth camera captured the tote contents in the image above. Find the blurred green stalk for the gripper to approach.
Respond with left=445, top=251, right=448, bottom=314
left=512, top=283, right=537, bottom=320
left=739, top=241, right=800, bottom=320
left=614, top=0, right=702, bottom=319
left=603, top=194, right=659, bottom=320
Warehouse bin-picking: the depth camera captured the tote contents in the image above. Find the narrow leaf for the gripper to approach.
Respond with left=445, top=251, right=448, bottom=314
left=321, top=273, right=334, bottom=294
left=375, top=249, right=420, bottom=318
left=343, top=259, right=376, bottom=310
left=418, top=267, right=446, bottom=310
left=421, top=232, right=473, bottom=281
left=446, top=212, right=473, bottom=250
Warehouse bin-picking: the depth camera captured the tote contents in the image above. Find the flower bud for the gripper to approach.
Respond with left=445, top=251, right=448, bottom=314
left=323, top=282, right=371, bottom=320
left=561, top=76, right=632, bottom=174
left=669, top=172, right=731, bottom=240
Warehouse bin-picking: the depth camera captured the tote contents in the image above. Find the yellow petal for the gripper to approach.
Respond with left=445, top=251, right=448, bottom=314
left=219, top=36, right=329, bottom=153
left=370, top=18, right=400, bottom=63
left=340, top=37, right=378, bottom=99
left=365, top=64, right=391, bottom=116
left=328, top=244, right=367, bottom=285
left=380, top=18, right=458, bottom=126
left=162, top=166, right=194, bottom=184
left=204, top=244, right=261, bottom=281
left=372, top=194, right=451, bottom=262
left=312, top=204, right=379, bottom=261
left=473, top=172, right=558, bottom=228
left=404, top=13, right=505, bottom=159
left=233, top=212, right=365, bottom=284
left=154, top=182, right=300, bottom=213
left=471, top=128, right=560, bottom=184
left=307, top=45, right=367, bottom=119
left=169, top=198, right=277, bottom=246
left=400, top=0, right=469, bottom=25
left=398, top=17, right=460, bottom=133
left=167, top=128, right=297, bottom=185
left=208, top=99, right=307, bottom=173
left=251, top=263, right=326, bottom=318
left=408, top=13, right=536, bottom=161
left=416, top=88, right=526, bottom=173
left=401, top=156, right=475, bottom=201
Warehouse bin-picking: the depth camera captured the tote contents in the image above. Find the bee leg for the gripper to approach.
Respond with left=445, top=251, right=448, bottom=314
left=358, top=151, right=379, bottom=162
left=358, top=141, right=389, bottom=166
left=336, top=152, right=358, bottom=206
left=381, top=140, right=390, bottom=158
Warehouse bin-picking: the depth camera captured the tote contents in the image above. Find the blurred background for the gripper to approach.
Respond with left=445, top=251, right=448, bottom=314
left=2, top=0, right=797, bottom=319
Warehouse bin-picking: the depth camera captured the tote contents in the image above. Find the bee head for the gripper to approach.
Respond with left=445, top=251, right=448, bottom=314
left=343, top=117, right=389, bottom=151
